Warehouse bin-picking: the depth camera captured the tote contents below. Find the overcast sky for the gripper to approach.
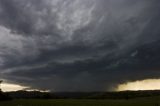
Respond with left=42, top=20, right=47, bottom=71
left=0, top=0, right=160, bottom=92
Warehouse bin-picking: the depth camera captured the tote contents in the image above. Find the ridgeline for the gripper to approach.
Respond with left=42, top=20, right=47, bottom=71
left=2, top=90, right=160, bottom=100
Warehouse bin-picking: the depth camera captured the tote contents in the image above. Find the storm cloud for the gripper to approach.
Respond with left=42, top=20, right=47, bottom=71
left=0, top=0, right=160, bottom=91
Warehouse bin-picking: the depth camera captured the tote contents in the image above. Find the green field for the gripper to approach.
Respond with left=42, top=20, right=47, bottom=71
left=0, top=97, right=160, bottom=106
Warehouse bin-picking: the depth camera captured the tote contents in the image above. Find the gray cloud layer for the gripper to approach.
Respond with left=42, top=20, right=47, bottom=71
left=0, top=0, right=160, bottom=91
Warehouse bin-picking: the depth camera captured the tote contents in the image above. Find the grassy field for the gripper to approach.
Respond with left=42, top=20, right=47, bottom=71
left=0, top=97, right=160, bottom=106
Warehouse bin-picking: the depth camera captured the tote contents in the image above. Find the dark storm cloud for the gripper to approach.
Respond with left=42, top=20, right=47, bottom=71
left=0, top=0, right=160, bottom=91
left=0, top=0, right=59, bottom=36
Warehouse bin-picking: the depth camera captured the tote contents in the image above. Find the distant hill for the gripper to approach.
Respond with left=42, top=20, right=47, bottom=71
left=0, top=91, right=12, bottom=101
left=5, top=90, right=58, bottom=99
left=4, top=90, right=160, bottom=100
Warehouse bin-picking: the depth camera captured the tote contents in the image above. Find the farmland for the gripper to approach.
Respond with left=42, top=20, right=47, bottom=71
left=0, top=97, right=160, bottom=106
left=1, top=91, right=160, bottom=106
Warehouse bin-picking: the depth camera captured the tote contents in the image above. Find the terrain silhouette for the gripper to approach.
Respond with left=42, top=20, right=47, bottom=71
left=0, top=90, right=12, bottom=101
left=3, top=90, right=160, bottom=100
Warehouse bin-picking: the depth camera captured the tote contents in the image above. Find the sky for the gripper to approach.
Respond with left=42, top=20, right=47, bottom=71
left=0, top=0, right=160, bottom=92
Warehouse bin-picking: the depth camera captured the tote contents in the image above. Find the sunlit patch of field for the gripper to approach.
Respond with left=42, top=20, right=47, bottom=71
left=0, top=97, right=160, bottom=106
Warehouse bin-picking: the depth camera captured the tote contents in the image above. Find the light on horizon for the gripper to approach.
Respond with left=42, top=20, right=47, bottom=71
left=116, top=79, right=160, bottom=91
left=0, top=82, right=50, bottom=92
left=1, top=83, right=28, bottom=92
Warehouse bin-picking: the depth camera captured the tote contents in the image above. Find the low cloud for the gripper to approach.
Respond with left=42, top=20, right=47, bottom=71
left=0, top=0, right=160, bottom=91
